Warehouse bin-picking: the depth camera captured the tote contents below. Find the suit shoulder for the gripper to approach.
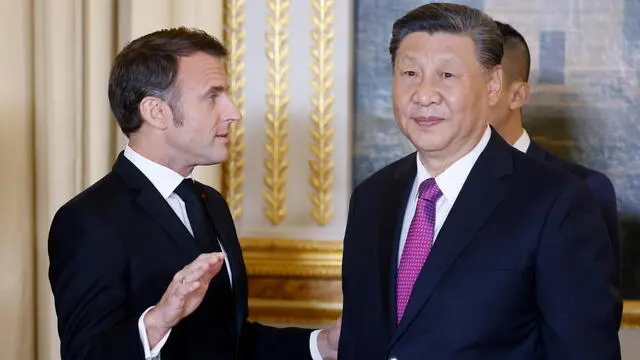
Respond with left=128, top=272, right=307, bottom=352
left=514, top=151, right=587, bottom=194
left=54, top=172, right=126, bottom=220
left=354, top=152, right=415, bottom=193
left=545, top=153, right=616, bottom=199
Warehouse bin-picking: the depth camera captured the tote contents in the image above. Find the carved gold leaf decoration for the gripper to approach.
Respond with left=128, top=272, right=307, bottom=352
left=222, top=0, right=246, bottom=221
left=309, top=0, right=335, bottom=226
left=264, top=0, right=291, bottom=225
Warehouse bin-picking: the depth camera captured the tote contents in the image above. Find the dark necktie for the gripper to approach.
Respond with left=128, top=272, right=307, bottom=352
left=174, top=179, right=236, bottom=338
left=173, top=178, right=220, bottom=253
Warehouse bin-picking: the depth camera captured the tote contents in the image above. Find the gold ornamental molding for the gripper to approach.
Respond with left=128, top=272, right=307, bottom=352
left=242, top=237, right=343, bottom=325
left=623, top=300, right=640, bottom=328
left=248, top=299, right=341, bottom=325
left=222, top=0, right=246, bottom=221
left=241, top=237, right=342, bottom=278
left=263, top=0, right=291, bottom=225
left=309, top=0, right=336, bottom=226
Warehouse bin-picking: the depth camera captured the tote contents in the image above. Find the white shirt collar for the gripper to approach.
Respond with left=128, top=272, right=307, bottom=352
left=512, top=129, right=531, bottom=153
left=415, top=125, right=491, bottom=203
left=123, top=145, right=191, bottom=199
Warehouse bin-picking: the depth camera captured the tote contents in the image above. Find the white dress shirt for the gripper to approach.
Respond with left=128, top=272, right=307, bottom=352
left=511, top=129, right=531, bottom=153
left=124, top=146, right=322, bottom=360
left=398, top=126, right=491, bottom=264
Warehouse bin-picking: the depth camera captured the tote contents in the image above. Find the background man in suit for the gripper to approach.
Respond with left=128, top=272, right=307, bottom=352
left=48, top=28, right=339, bottom=360
left=487, top=21, right=621, bottom=286
left=338, top=3, right=620, bottom=359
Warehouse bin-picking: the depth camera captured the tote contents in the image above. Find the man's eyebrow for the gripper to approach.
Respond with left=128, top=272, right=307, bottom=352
left=204, top=85, right=229, bottom=95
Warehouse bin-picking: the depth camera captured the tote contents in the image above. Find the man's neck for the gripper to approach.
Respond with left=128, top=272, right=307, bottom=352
left=128, top=137, right=194, bottom=177
left=496, top=114, right=524, bottom=146
left=419, top=126, right=487, bottom=177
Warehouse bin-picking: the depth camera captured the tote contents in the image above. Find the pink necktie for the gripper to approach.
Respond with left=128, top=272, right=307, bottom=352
left=396, top=178, right=442, bottom=324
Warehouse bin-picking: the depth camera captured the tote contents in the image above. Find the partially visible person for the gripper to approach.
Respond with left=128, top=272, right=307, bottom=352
left=48, top=27, right=340, bottom=360
left=488, top=20, right=620, bottom=289
left=338, top=3, right=620, bottom=359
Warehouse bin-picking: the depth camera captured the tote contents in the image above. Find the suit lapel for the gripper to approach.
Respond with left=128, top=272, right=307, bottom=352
left=392, top=131, right=514, bottom=345
left=199, top=185, right=247, bottom=342
left=113, top=153, right=200, bottom=260
left=136, top=188, right=201, bottom=259
left=377, top=155, right=416, bottom=338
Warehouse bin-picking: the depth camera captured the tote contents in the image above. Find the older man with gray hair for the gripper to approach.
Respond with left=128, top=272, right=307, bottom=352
left=338, top=3, right=620, bottom=359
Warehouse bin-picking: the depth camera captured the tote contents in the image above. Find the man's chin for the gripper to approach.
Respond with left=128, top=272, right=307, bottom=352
left=211, top=151, right=229, bottom=165
left=408, top=133, right=448, bottom=153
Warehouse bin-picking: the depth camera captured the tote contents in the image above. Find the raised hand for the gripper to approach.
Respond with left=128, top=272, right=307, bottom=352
left=144, top=252, right=225, bottom=347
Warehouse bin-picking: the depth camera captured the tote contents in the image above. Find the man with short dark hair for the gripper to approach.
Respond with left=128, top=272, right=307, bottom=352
left=48, top=27, right=339, bottom=360
left=489, top=21, right=620, bottom=289
left=338, top=3, right=620, bottom=359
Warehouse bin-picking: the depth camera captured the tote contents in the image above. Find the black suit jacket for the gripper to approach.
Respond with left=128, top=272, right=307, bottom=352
left=526, top=140, right=620, bottom=280
left=48, top=154, right=312, bottom=360
left=338, top=130, right=620, bottom=360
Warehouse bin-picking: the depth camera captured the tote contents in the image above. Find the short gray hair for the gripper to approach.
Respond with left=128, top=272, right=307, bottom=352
left=389, top=3, right=503, bottom=71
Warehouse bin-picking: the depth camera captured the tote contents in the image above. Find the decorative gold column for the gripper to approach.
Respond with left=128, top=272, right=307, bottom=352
left=222, top=0, right=246, bottom=221
left=233, top=0, right=352, bottom=326
left=263, top=0, right=291, bottom=225
left=309, top=0, right=336, bottom=226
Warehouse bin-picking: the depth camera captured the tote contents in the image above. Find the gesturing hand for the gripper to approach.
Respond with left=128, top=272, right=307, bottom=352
left=317, top=315, right=342, bottom=360
left=144, top=252, right=225, bottom=347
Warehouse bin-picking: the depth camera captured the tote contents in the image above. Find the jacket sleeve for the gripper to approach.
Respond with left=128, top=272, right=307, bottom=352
left=536, top=181, right=621, bottom=359
left=48, top=203, right=146, bottom=360
left=238, top=321, right=313, bottom=360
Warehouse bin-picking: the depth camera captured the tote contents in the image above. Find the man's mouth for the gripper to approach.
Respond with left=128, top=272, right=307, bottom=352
left=411, top=116, right=444, bottom=126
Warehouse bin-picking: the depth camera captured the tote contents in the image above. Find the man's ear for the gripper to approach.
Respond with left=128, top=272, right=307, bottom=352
left=508, top=81, right=531, bottom=111
left=487, top=65, right=503, bottom=107
left=139, top=96, right=172, bottom=130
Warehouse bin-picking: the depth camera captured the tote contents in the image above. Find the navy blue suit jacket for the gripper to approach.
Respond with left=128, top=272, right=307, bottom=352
left=526, top=140, right=620, bottom=282
left=48, top=154, right=312, bottom=360
left=338, top=130, right=620, bottom=360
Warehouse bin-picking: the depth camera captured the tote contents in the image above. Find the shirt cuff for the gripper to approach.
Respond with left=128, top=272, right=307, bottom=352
left=138, top=306, right=172, bottom=359
left=309, top=329, right=323, bottom=360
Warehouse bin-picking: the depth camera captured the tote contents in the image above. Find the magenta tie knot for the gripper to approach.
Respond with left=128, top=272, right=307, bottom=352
left=418, top=178, right=442, bottom=203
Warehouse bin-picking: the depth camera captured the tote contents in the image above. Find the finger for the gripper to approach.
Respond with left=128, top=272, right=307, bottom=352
left=172, top=279, right=201, bottom=302
left=186, top=253, right=224, bottom=272
left=180, top=262, right=211, bottom=284
left=196, top=252, right=224, bottom=264
left=200, top=255, right=225, bottom=283
left=175, top=253, right=224, bottom=284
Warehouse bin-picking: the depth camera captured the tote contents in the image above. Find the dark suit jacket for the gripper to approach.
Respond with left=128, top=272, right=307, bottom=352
left=526, top=140, right=620, bottom=281
left=48, top=154, right=312, bottom=360
left=338, top=130, right=620, bottom=360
